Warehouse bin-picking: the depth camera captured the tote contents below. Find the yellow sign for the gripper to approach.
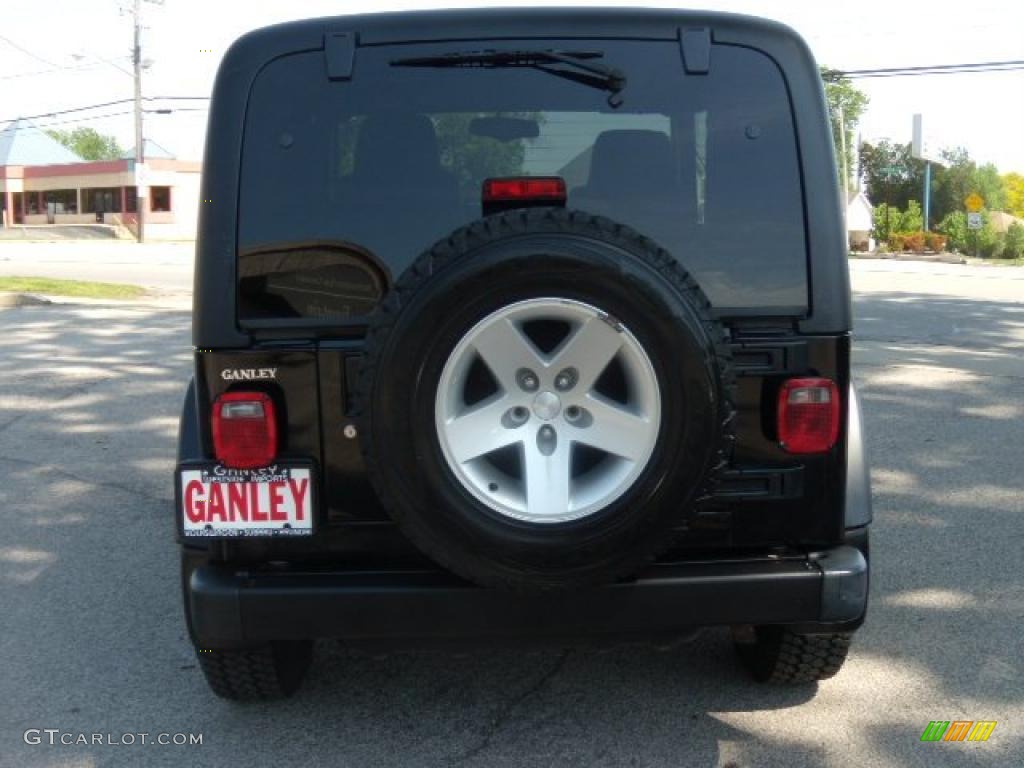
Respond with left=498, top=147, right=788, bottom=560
left=964, top=193, right=984, bottom=213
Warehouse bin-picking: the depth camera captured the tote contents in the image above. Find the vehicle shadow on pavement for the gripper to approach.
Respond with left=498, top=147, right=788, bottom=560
left=851, top=291, right=1024, bottom=766
left=243, top=634, right=823, bottom=767
left=3, top=296, right=1022, bottom=767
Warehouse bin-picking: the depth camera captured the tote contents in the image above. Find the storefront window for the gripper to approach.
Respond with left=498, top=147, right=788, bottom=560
left=44, top=189, right=78, bottom=214
left=150, top=186, right=171, bottom=212
left=82, top=187, right=121, bottom=213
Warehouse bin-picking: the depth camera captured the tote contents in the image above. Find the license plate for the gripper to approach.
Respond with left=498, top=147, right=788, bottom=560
left=179, top=465, right=313, bottom=538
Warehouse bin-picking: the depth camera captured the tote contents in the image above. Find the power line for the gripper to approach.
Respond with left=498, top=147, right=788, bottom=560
left=848, top=66, right=1024, bottom=78
left=840, top=60, right=1024, bottom=78
left=0, top=96, right=209, bottom=125
left=0, top=62, right=110, bottom=81
left=0, top=99, right=136, bottom=124
left=0, top=105, right=208, bottom=134
left=0, top=34, right=59, bottom=67
left=0, top=110, right=135, bottom=134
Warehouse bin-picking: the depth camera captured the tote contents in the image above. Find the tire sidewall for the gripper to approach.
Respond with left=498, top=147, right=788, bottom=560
left=368, top=229, right=725, bottom=583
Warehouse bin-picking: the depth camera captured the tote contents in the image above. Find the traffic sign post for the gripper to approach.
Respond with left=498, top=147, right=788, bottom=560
left=912, top=115, right=946, bottom=232
left=965, top=194, right=984, bottom=259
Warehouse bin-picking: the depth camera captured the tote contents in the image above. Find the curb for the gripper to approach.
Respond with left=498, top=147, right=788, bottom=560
left=0, top=292, right=53, bottom=308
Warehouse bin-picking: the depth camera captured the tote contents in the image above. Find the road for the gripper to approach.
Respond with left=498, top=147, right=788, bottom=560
left=1, top=259, right=1022, bottom=767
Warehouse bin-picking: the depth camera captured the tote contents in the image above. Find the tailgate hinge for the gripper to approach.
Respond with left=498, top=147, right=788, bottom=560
left=679, top=27, right=711, bottom=75
left=325, top=31, right=356, bottom=80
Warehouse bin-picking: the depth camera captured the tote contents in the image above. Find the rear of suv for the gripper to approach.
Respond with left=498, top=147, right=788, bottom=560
left=177, top=8, right=871, bottom=700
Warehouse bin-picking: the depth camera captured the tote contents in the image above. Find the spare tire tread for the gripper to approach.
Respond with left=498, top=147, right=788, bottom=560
left=356, top=208, right=735, bottom=589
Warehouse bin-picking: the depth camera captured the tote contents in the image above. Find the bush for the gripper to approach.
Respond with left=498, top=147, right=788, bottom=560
left=900, top=201, right=924, bottom=233
left=925, top=232, right=947, bottom=252
left=903, top=232, right=926, bottom=253
left=938, top=211, right=968, bottom=252
left=888, top=233, right=906, bottom=252
left=872, top=203, right=896, bottom=242
left=1003, top=223, right=1024, bottom=259
left=873, top=201, right=924, bottom=242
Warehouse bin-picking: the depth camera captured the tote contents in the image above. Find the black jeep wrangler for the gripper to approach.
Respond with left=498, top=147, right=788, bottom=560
left=177, top=8, right=871, bottom=700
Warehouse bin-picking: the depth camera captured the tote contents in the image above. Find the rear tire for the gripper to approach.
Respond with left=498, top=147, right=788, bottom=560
left=733, top=626, right=852, bottom=683
left=195, top=640, right=313, bottom=701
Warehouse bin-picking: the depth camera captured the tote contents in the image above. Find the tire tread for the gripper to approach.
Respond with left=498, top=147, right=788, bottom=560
left=355, top=208, right=736, bottom=589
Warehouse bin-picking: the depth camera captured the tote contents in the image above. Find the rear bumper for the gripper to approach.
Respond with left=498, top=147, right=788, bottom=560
left=186, top=544, right=868, bottom=648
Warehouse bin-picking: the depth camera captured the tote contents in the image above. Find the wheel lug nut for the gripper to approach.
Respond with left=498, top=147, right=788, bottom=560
left=536, top=424, right=557, bottom=456
left=517, top=368, right=539, bottom=392
left=555, top=367, right=578, bottom=391
left=565, top=406, right=581, bottom=422
left=504, top=406, right=530, bottom=428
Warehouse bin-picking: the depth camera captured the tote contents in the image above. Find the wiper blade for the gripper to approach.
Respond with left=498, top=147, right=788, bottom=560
left=391, top=49, right=627, bottom=108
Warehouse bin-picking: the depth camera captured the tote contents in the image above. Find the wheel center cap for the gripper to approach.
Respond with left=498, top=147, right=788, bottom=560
left=532, top=391, right=562, bottom=421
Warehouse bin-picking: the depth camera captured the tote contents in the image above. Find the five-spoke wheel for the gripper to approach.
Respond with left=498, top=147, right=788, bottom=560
left=435, top=298, right=661, bottom=523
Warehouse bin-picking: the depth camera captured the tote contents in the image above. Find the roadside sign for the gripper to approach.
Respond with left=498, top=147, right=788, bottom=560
left=967, top=212, right=983, bottom=230
left=964, top=193, right=984, bottom=213
left=912, top=114, right=946, bottom=166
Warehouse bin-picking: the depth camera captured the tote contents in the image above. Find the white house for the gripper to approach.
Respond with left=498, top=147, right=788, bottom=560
left=846, top=190, right=874, bottom=252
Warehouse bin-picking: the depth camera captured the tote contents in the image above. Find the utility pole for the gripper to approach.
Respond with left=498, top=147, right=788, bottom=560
left=838, top=102, right=849, bottom=200
left=923, top=161, right=932, bottom=232
left=132, top=0, right=146, bottom=243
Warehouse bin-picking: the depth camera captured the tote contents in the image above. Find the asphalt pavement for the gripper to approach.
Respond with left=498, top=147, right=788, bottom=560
left=0, top=258, right=1021, bottom=767
left=0, top=240, right=194, bottom=296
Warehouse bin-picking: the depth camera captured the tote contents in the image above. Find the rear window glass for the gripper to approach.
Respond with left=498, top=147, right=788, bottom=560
left=238, top=39, right=807, bottom=321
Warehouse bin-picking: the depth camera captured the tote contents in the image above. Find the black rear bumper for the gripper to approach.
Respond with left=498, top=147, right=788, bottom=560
left=186, top=544, right=868, bottom=648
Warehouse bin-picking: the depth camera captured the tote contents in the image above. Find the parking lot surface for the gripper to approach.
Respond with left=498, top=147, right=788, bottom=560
left=1, top=259, right=1021, bottom=767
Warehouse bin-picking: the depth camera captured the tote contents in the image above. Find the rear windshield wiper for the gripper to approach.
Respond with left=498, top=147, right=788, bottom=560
left=391, top=49, right=627, bottom=108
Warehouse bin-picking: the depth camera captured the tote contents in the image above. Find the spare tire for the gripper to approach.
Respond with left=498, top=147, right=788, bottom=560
left=357, top=209, right=735, bottom=589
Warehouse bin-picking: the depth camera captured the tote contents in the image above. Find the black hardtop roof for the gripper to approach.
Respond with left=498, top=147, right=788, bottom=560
left=234, top=7, right=802, bottom=45
left=193, top=6, right=850, bottom=347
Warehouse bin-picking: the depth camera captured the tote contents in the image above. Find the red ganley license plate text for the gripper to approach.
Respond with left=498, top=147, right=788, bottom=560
left=180, top=465, right=312, bottom=537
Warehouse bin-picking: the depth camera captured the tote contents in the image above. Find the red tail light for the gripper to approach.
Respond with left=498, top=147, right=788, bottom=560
left=212, top=391, right=278, bottom=469
left=482, top=176, right=567, bottom=203
left=777, top=378, right=841, bottom=454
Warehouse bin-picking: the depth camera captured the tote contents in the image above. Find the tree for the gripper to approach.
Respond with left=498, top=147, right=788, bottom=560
left=46, top=127, right=124, bottom=161
left=973, top=163, right=1006, bottom=212
left=821, top=68, right=869, bottom=196
left=1003, top=172, right=1024, bottom=218
left=931, top=148, right=1008, bottom=221
left=859, top=140, right=924, bottom=212
left=433, top=113, right=529, bottom=194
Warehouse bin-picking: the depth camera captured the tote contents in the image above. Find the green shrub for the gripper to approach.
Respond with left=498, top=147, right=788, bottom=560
left=900, top=201, right=924, bottom=233
left=974, top=216, right=1001, bottom=258
left=888, top=233, right=906, bottom=252
left=1003, top=223, right=1024, bottom=259
left=873, top=202, right=924, bottom=242
left=938, top=211, right=968, bottom=252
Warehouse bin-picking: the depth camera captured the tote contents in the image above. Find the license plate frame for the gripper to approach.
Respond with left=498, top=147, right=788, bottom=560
left=177, top=461, right=315, bottom=539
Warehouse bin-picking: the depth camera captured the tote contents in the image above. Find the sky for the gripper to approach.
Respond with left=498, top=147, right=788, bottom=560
left=2, top=0, right=1022, bottom=173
